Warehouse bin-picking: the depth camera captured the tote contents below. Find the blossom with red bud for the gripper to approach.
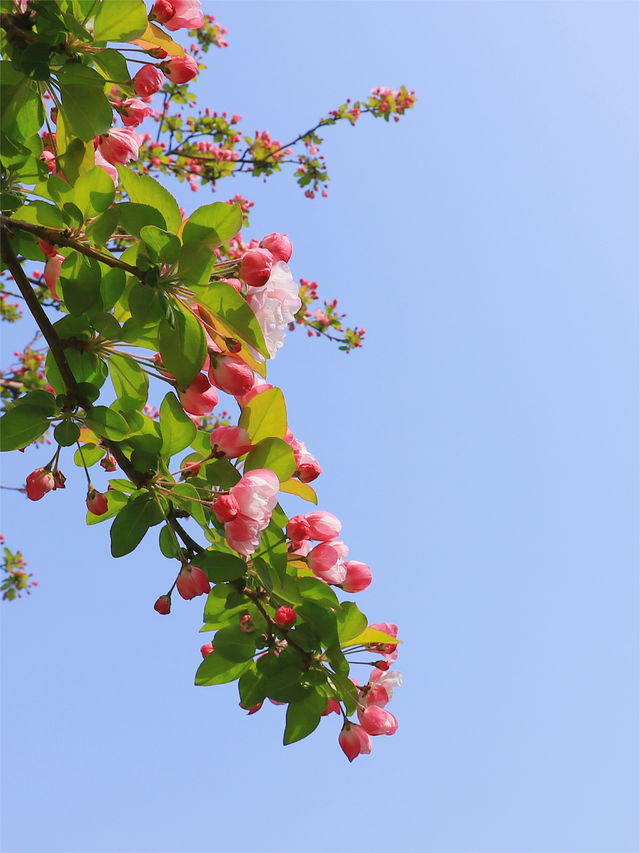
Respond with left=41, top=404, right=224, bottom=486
left=373, top=660, right=390, bottom=671
left=239, top=700, right=263, bottom=715
left=212, top=493, right=239, bottom=524
left=44, top=254, right=64, bottom=300
left=366, top=668, right=402, bottom=706
left=178, top=373, right=218, bottom=415
left=209, top=425, right=254, bottom=459
left=338, top=723, right=372, bottom=762
left=239, top=614, right=254, bottom=633
left=100, top=454, right=117, bottom=472
left=160, top=54, right=199, bottom=84
left=340, top=560, right=372, bottom=593
left=259, top=232, right=292, bottom=263
left=176, top=564, right=210, bottom=600
left=304, top=511, right=342, bottom=541
left=307, top=542, right=347, bottom=585
left=153, top=0, right=204, bottom=31
left=320, top=699, right=341, bottom=716
left=208, top=355, right=254, bottom=397
left=86, top=488, right=108, bottom=516
left=357, top=705, right=399, bottom=736
left=180, top=460, right=201, bottom=479
left=25, top=467, right=55, bottom=501
left=286, top=515, right=311, bottom=541
left=118, top=98, right=154, bottom=128
left=224, top=468, right=280, bottom=556
left=239, top=247, right=273, bottom=287
left=287, top=437, right=322, bottom=483
left=154, top=594, right=171, bottom=614
left=200, top=642, right=214, bottom=659
left=98, top=127, right=142, bottom=166
left=38, top=239, right=57, bottom=258
left=133, top=64, right=163, bottom=97
left=274, top=606, right=296, bottom=627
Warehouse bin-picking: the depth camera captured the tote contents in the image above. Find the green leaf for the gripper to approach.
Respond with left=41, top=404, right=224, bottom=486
left=117, top=167, right=181, bottom=233
left=213, top=625, right=256, bottom=662
left=57, top=64, right=113, bottom=141
left=74, top=443, right=105, bottom=467
left=12, top=200, right=65, bottom=229
left=279, top=478, right=318, bottom=504
left=203, top=584, right=250, bottom=626
left=109, top=353, right=149, bottom=410
left=181, top=203, right=242, bottom=249
left=158, top=307, right=206, bottom=389
left=0, top=63, right=45, bottom=139
left=127, top=281, right=164, bottom=324
left=140, top=226, right=181, bottom=265
left=254, top=519, right=287, bottom=574
left=195, top=652, right=252, bottom=686
left=336, top=602, right=368, bottom=644
left=193, top=282, right=269, bottom=358
left=194, top=549, right=247, bottom=583
left=238, top=665, right=267, bottom=708
left=244, top=437, right=295, bottom=483
left=55, top=110, right=95, bottom=183
left=59, top=254, right=101, bottom=315
left=170, top=483, right=206, bottom=527
left=12, top=390, right=57, bottom=415
left=84, top=406, right=129, bottom=441
left=159, top=524, right=180, bottom=558
left=110, top=494, right=164, bottom=557
left=177, top=241, right=215, bottom=286
left=298, top=600, right=339, bottom=647
left=54, top=420, right=80, bottom=446
left=113, top=201, right=167, bottom=236
left=159, top=392, right=196, bottom=457
left=94, top=0, right=148, bottom=42
left=0, top=406, right=49, bottom=450
left=327, top=670, right=359, bottom=715
left=283, top=691, right=326, bottom=745
left=70, top=166, right=115, bottom=219
left=45, top=349, right=107, bottom=395
left=238, top=388, right=287, bottom=443
left=91, top=311, right=122, bottom=340
left=345, top=627, right=400, bottom=647
left=91, top=48, right=131, bottom=84
left=86, top=206, right=119, bottom=247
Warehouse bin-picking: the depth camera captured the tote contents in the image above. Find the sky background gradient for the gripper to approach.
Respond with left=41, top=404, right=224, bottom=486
left=1, top=2, right=638, bottom=852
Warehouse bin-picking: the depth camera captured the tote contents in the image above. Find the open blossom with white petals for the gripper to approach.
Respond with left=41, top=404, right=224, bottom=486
left=246, top=261, right=302, bottom=358
left=224, top=468, right=280, bottom=556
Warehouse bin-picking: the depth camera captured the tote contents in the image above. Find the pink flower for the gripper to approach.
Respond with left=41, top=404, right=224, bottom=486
left=176, top=564, right=210, bottom=600
left=119, top=98, right=154, bottom=128
left=259, top=232, right=292, bottom=263
left=235, top=378, right=273, bottom=409
left=211, top=494, right=239, bottom=524
left=208, top=355, right=254, bottom=397
left=200, top=642, right=214, bottom=659
left=320, top=699, right=341, bottom=716
left=25, top=467, right=55, bottom=501
left=246, top=262, right=302, bottom=358
left=94, top=148, right=118, bottom=186
left=38, top=239, right=57, bottom=259
left=44, top=253, right=64, bottom=300
left=286, top=515, right=311, bottom=541
left=133, top=64, right=164, bottom=97
left=86, top=489, right=108, bottom=516
left=160, top=54, right=198, bottom=84
left=366, top=669, right=403, bottom=707
left=307, top=542, right=347, bottom=585
left=98, top=127, right=142, bottom=165
left=304, top=511, right=342, bottom=541
left=178, top=374, right=218, bottom=415
left=287, top=436, right=322, bottom=483
left=240, top=247, right=273, bottom=287
left=153, top=0, right=204, bottom=31
left=368, top=622, right=399, bottom=661
left=154, top=594, right=171, bottom=614
left=357, top=705, right=398, bottom=736
left=224, top=469, right=279, bottom=556
left=341, top=560, right=372, bottom=593
left=40, top=149, right=55, bottom=173
left=338, top=723, right=372, bottom=762
left=274, top=606, right=296, bottom=627
left=209, top=426, right=254, bottom=459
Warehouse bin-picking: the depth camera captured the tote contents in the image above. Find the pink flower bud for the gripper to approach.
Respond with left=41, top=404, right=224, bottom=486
left=38, top=239, right=57, bottom=258
left=200, top=642, right=214, bottom=659
left=119, top=98, right=154, bottom=128
left=153, top=0, right=204, bottom=31
left=178, top=373, right=218, bottom=415
left=274, top=606, right=296, bottom=627
left=259, top=232, right=292, bottom=263
left=208, top=355, right=255, bottom=397
left=154, top=594, right=171, bottom=614
left=304, top=511, right=342, bottom=541
left=287, top=437, right=322, bottom=483
left=320, top=699, right=341, bottom=716
left=338, top=723, right=372, bottom=762
left=357, top=705, right=399, bottom=736
left=212, top=493, right=240, bottom=523
left=86, top=488, right=108, bottom=516
left=239, top=613, right=254, bottom=632
left=180, top=460, right=201, bottom=479
left=286, top=515, right=311, bottom=541
left=209, top=425, right=254, bottom=459
left=44, top=253, right=64, bottom=300
left=176, top=564, right=210, bottom=600
left=133, top=64, right=164, bottom=97
left=340, top=560, right=372, bottom=593
left=239, top=247, right=273, bottom=287
left=239, top=700, right=263, bottom=715
left=100, top=454, right=117, bottom=472
left=25, top=467, right=55, bottom=501
left=98, top=127, right=142, bottom=166
left=307, top=542, right=347, bottom=585
left=160, top=54, right=199, bottom=84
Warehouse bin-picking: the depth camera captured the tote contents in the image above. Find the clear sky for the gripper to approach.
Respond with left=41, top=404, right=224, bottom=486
left=1, top=2, right=638, bottom=852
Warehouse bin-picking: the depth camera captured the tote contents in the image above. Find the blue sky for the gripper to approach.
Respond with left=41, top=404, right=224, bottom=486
left=1, top=2, right=638, bottom=852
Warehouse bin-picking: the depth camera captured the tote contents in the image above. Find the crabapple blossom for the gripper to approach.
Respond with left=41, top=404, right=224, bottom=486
left=209, top=426, right=254, bottom=458
left=320, top=699, right=341, bottom=716
left=118, top=98, right=154, bottom=128
left=152, top=0, right=204, bottom=31
left=200, top=642, right=214, bottom=659
left=224, top=469, right=279, bottom=556
left=86, top=489, right=108, bottom=516
left=239, top=247, right=273, bottom=287
left=366, top=668, right=403, bottom=706
left=212, top=494, right=239, bottom=524
left=286, top=515, right=311, bottom=541
left=178, top=373, right=218, bottom=415
left=246, top=262, right=302, bottom=358
left=274, top=606, right=296, bottom=627
left=286, top=435, right=322, bottom=483
left=94, top=148, right=118, bottom=186
left=133, top=64, right=163, bottom=97
left=304, top=511, right=342, bottom=541
left=341, top=560, right=372, bottom=593
left=208, top=355, right=254, bottom=397
left=176, top=564, right=210, bottom=600
left=25, top=467, right=55, bottom=501
left=160, top=54, right=199, bottom=84
left=368, top=622, right=399, bottom=661
left=259, top=232, right=292, bottom=263
left=338, top=723, right=372, bottom=762
left=154, top=594, right=171, bottom=614
left=307, top=542, right=347, bottom=584
left=98, top=127, right=142, bottom=165
left=357, top=705, right=398, bottom=736
left=44, top=254, right=64, bottom=300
